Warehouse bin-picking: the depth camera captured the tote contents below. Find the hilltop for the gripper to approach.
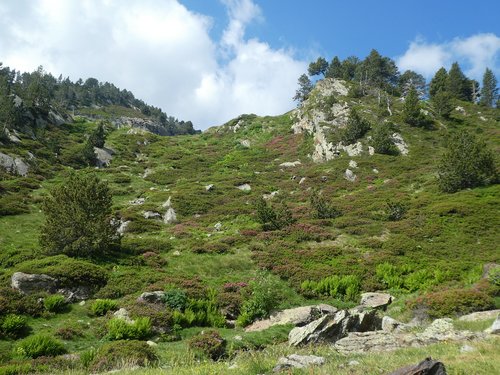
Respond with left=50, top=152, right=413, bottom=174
left=0, top=56, right=499, bottom=374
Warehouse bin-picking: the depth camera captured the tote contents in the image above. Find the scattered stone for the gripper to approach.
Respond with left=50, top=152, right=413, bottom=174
left=94, top=147, right=114, bottom=167
left=321, top=176, right=328, bottom=182
left=237, top=183, right=251, bottom=191
left=349, top=160, right=358, bottom=169
left=368, top=146, right=375, bottom=155
left=348, top=360, right=360, bottom=366
left=373, top=168, right=379, bottom=174
left=146, top=341, right=158, bottom=347
left=382, top=316, right=406, bottom=332
left=273, top=354, right=325, bottom=372
left=163, top=208, right=177, bottom=224
left=387, top=357, right=447, bottom=375
left=11, top=272, right=58, bottom=295
left=162, top=196, right=172, bottom=208
left=485, top=315, right=500, bottom=334
left=4, top=128, right=21, bottom=143
left=279, top=160, right=301, bottom=168
left=344, top=169, right=357, bottom=182
left=129, top=197, right=145, bottom=205
left=143, top=211, right=161, bottom=219
left=245, top=304, right=337, bottom=332
left=0, top=152, right=29, bottom=176
left=263, top=191, right=279, bottom=200
left=291, top=175, right=297, bottom=180
left=299, top=177, right=306, bottom=185
left=240, top=139, right=251, bottom=148
left=460, top=344, right=476, bottom=353
left=142, top=168, right=152, bottom=178
left=455, top=106, right=466, bottom=114
left=79, top=301, right=86, bottom=306
left=360, top=292, right=394, bottom=310
left=458, top=309, right=500, bottom=322
left=233, top=335, right=243, bottom=341
left=137, top=291, right=166, bottom=304
left=392, top=133, right=409, bottom=155
left=117, top=219, right=130, bottom=235
left=205, top=184, right=214, bottom=191
left=479, top=116, right=487, bottom=122
left=113, top=308, right=134, bottom=324
left=343, top=142, right=363, bottom=157
left=172, top=250, right=181, bottom=256
left=214, top=222, right=222, bottom=231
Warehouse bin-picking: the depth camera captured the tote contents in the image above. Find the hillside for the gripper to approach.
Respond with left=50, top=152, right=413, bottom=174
left=0, top=73, right=499, bottom=374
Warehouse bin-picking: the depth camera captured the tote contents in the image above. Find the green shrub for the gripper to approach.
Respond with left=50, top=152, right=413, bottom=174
left=191, top=242, right=230, bottom=254
left=371, top=124, right=399, bottom=155
left=301, top=275, right=361, bottom=302
left=386, top=200, right=407, bottom=221
left=14, top=334, right=66, bottom=358
left=0, top=314, right=29, bottom=338
left=163, top=289, right=187, bottom=311
left=0, top=288, right=43, bottom=317
left=89, top=340, right=158, bottom=372
left=107, top=317, right=152, bottom=340
left=121, top=237, right=172, bottom=255
left=408, top=288, right=495, bottom=318
left=341, top=108, right=371, bottom=144
left=43, top=294, right=67, bottom=313
left=126, top=303, right=173, bottom=333
left=188, top=330, right=226, bottom=361
left=310, top=190, right=342, bottom=219
left=376, top=263, right=448, bottom=292
left=55, top=325, right=84, bottom=340
left=255, top=198, right=296, bottom=231
left=90, top=299, right=119, bottom=316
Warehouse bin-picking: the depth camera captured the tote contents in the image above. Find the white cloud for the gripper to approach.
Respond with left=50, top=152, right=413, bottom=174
left=0, top=0, right=306, bottom=129
left=397, top=33, right=500, bottom=80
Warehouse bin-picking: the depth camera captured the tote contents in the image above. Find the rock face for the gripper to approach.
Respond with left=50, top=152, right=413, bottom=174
left=93, top=147, right=114, bottom=167
left=11, top=272, right=58, bottom=295
left=382, top=316, right=406, bottom=332
left=392, top=133, right=409, bottom=155
left=360, top=292, right=394, bottom=310
left=137, top=291, right=166, bottom=304
left=162, top=197, right=177, bottom=224
left=0, top=152, right=29, bottom=176
left=288, top=308, right=381, bottom=346
left=112, top=116, right=171, bottom=136
left=273, top=354, right=325, bottom=372
left=388, top=357, right=447, bottom=375
left=245, top=304, right=337, bottom=332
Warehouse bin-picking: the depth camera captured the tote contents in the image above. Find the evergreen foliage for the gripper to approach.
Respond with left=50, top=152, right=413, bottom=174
left=293, top=74, right=313, bottom=103
left=39, top=172, right=119, bottom=257
left=341, top=108, right=371, bottom=144
left=432, top=90, right=454, bottom=118
left=398, top=70, right=426, bottom=97
left=438, top=131, right=497, bottom=192
left=371, top=124, right=399, bottom=155
left=307, top=57, right=329, bottom=77
left=447, top=62, right=471, bottom=101
left=402, top=86, right=427, bottom=127
left=429, top=67, right=449, bottom=98
left=479, top=68, right=498, bottom=107
left=255, top=198, right=296, bottom=231
left=325, top=56, right=342, bottom=78
left=309, top=190, right=342, bottom=219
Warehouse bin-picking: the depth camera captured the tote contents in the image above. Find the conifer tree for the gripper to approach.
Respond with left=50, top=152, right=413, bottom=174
left=429, top=67, right=448, bottom=98
left=293, top=74, right=313, bottom=103
left=402, top=86, right=426, bottom=127
left=447, top=62, right=471, bottom=101
left=432, top=90, right=453, bottom=118
left=479, top=68, right=498, bottom=107
left=308, top=57, right=329, bottom=77
left=326, top=56, right=343, bottom=79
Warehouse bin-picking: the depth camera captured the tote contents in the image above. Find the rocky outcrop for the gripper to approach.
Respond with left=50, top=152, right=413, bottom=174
left=392, top=133, right=409, bottom=155
left=143, top=211, right=162, bottom=219
left=288, top=308, right=381, bottom=346
left=360, top=292, right=394, bottom=310
left=162, top=197, right=177, bottom=224
left=388, top=357, right=447, bottom=375
left=0, top=152, right=29, bottom=176
left=94, top=147, right=114, bottom=167
left=11, top=272, right=58, bottom=295
left=273, top=354, right=325, bottom=372
left=245, top=304, right=337, bottom=332
left=382, top=316, right=407, bottom=332
left=137, top=291, right=166, bottom=304
left=113, top=308, right=134, bottom=323
left=112, top=116, right=169, bottom=136
left=344, top=169, right=357, bottom=182
left=485, top=315, right=500, bottom=334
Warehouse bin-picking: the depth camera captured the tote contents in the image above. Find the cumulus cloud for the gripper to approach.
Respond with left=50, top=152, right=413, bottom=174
left=0, top=0, right=306, bottom=129
left=397, top=33, right=500, bottom=80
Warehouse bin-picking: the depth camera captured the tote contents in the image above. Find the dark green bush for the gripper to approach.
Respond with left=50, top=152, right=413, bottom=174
left=341, top=108, right=371, bottom=144
left=310, top=190, right=342, bottom=219
left=14, top=334, right=66, bottom=358
left=0, top=288, right=43, bottom=317
left=107, top=317, right=152, bottom=340
left=55, top=325, right=84, bottom=340
left=90, top=299, right=119, bottom=316
left=0, top=314, right=29, bottom=338
left=163, top=289, right=187, bottom=311
left=371, top=124, right=399, bottom=155
left=191, top=242, right=230, bottom=254
left=255, top=198, right=296, bottom=231
left=386, top=200, right=407, bottom=221
left=188, top=330, right=226, bottom=361
left=126, top=302, right=173, bottom=334
left=89, top=340, right=158, bottom=372
left=43, top=294, right=67, bottom=313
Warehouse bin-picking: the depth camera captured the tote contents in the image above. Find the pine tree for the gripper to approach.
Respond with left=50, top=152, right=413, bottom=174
left=432, top=90, right=453, bottom=118
left=326, top=56, right=342, bottom=79
left=89, top=122, right=106, bottom=148
left=341, top=108, right=371, bottom=144
left=402, top=86, right=426, bottom=127
left=429, top=68, right=448, bottom=98
left=371, top=124, right=399, bottom=155
left=308, top=57, right=329, bottom=77
left=398, top=70, right=426, bottom=98
left=40, top=172, right=120, bottom=257
left=479, top=68, right=498, bottom=107
left=293, top=74, right=313, bottom=103
left=447, top=62, right=470, bottom=101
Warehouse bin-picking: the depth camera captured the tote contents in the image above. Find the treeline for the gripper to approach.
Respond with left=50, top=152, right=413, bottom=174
left=0, top=64, right=196, bottom=135
left=295, top=49, right=499, bottom=108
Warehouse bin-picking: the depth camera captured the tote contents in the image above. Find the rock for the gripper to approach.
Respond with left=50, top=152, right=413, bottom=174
left=387, top=357, right=447, bottom=375
left=455, top=106, right=466, bottom=114
left=240, top=139, right=251, bottom=148
left=321, top=176, right=328, bottom=182
left=263, top=191, right=279, bottom=200
left=288, top=308, right=381, bottom=346
left=143, top=211, right=161, bottom=219
left=460, top=344, right=476, bottom=353
left=373, top=168, right=379, bottom=174
left=146, top=340, right=157, bottom=347
left=137, top=291, right=166, bottom=304
left=299, top=177, right=306, bottom=184
left=342, top=141, right=363, bottom=157
left=479, top=116, right=487, bottom=122
left=113, top=308, right=134, bottom=323
left=382, top=316, right=406, bottom=332
left=392, top=133, right=409, bottom=155
left=162, top=196, right=172, bottom=208
left=4, top=128, right=21, bottom=143
left=279, top=160, right=301, bottom=168
left=344, top=169, right=357, bottom=182
left=142, top=168, right=152, bottom=178
left=360, top=292, right=394, bottom=310
left=129, top=197, right=146, bottom=205
left=79, top=301, right=86, bottom=306
left=214, top=222, right=222, bottom=231
left=58, top=285, right=93, bottom=302
left=245, top=304, right=337, bottom=332
left=117, top=219, right=130, bottom=235
left=11, top=272, right=58, bottom=295
left=482, top=263, right=499, bottom=279
left=485, top=315, right=500, bottom=334
left=237, top=183, right=251, bottom=191
left=172, top=250, right=181, bottom=256
left=0, top=152, right=29, bottom=176
left=113, top=116, right=173, bottom=136
left=349, top=160, right=358, bottom=169
left=273, top=354, right=325, bottom=372
left=205, top=184, right=214, bottom=191
left=348, top=360, right=360, bottom=366
left=163, top=208, right=177, bottom=224
left=459, top=309, right=500, bottom=322
left=368, top=146, right=375, bottom=155
left=93, top=147, right=114, bottom=167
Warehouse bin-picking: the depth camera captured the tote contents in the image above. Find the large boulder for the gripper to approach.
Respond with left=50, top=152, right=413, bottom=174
left=0, top=153, right=29, bottom=176
left=245, top=304, right=337, bottom=332
left=137, top=291, right=166, bottom=304
left=11, top=272, right=58, bottom=295
left=458, top=309, right=500, bottom=322
left=273, top=354, right=325, bottom=372
left=288, top=308, right=381, bottom=346
left=388, top=357, right=447, bottom=375
left=360, top=292, right=394, bottom=310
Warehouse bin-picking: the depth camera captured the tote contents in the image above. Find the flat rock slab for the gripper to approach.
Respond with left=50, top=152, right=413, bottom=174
left=273, top=354, right=325, bottom=372
left=458, top=309, right=500, bottom=322
left=360, top=292, right=394, bottom=309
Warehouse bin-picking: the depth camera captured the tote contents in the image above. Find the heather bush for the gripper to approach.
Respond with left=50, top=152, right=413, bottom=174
left=188, top=330, right=226, bottom=361
left=89, top=340, right=158, bottom=372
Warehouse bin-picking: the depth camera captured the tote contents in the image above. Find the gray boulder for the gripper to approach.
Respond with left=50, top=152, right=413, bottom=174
left=382, top=316, right=406, bottom=332
left=360, top=292, right=394, bottom=310
left=137, top=291, right=166, bottom=304
left=11, top=272, right=58, bottom=295
left=387, top=357, right=446, bottom=375
left=273, top=354, right=325, bottom=372
left=485, top=315, right=500, bottom=334
left=58, top=285, right=93, bottom=303
left=459, top=309, right=500, bottom=322
left=94, top=147, right=114, bottom=168
left=143, top=211, right=162, bottom=219
left=0, top=153, right=29, bottom=176
left=288, top=308, right=381, bottom=346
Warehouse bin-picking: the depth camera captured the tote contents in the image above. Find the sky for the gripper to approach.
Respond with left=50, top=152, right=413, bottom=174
left=0, top=0, right=499, bottom=130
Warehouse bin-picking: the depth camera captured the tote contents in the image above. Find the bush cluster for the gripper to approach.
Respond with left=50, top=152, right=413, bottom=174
left=188, top=330, right=226, bottom=361
left=301, top=275, right=361, bottom=302
left=14, top=334, right=66, bottom=358
left=376, top=263, right=447, bottom=292
left=106, top=317, right=152, bottom=340
left=0, top=314, right=29, bottom=338
left=90, top=299, right=119, bottom=316
left=43, top=294, right=67, bottom=313
left=89, top=340, right=158, bottom=372
left=255, top=198, right=296, bottom=231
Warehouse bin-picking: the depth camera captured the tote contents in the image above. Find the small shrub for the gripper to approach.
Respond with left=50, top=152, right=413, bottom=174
left=301, top=275, right=361, bottom=302
left=142, top=252, right=167, bottom=268
left=14, top=334, right=66, bottom=358
left=310, top=190, right=342, bottom=219
left=0, top=287, right=43, bottom=317
left=107, top=317, right=152, bottom=340
left=372, top=124, right=399, bottom=155
left=188, top=330, right=226, bottom=361
left=386, top=200, right=407, bottom=221
left=163, top=289, right=187, bottom=311
left=191, top=242, right=230, bottom=255
left=90, top=299, right=119, bottom=316
left=121, top=237, right=172, bottom=255
left=255, top=198, right=296, bottom=231
left=341, top=108, right=371, bottom=144
left=89, top=340, right=158, bottom=372
left=1, top=314, right=29, bottom=338
left=126, top=302, right=173, bottom=334
left=43, top=294, right=67, bottom=313
left=55, top=325, right=84, bottom=340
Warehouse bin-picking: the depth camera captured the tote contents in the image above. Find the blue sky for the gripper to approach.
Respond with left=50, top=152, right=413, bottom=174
left=0, top=0, right=499, bottom=129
